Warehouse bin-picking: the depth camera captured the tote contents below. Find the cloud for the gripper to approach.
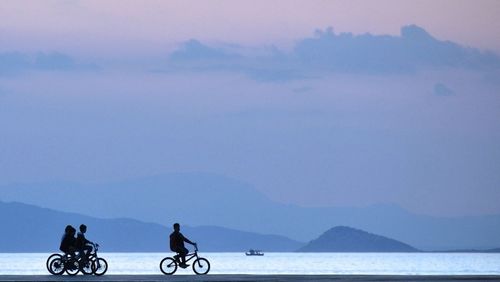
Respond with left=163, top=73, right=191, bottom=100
left=294, top=25, right=500, bottom=73
left=169, top=39, right=240, bottom=62
left=167, top=40, right=306, bottom=82
left=165, top=25, right=500, bottom=81
left=0, top=51, right=98, bottom=75
left=161, top=43, right=309, bottom=81
left=433, top=83, right=455, bottom=96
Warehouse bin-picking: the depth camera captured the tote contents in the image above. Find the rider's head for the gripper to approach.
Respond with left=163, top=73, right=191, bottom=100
left=173, top=223, right=180, bottom=231
left=79, top=224, right=87, bottom=233
left=65, top=225, right=74, bottom=234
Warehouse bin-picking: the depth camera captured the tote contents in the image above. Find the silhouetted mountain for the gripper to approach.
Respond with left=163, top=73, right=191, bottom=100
left=1, top=173, right=500, bottom=250
left=298, top=226, right=419, bottom=252
left=0, top=201, right=303, bottom=252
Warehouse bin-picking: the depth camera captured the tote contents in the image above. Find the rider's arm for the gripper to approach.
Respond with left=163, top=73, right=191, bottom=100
left=182, top=234, right=196, bottom=245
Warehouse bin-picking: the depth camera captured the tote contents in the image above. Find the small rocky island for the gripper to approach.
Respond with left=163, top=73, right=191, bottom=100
left=298, top=226, right=419, bottom=252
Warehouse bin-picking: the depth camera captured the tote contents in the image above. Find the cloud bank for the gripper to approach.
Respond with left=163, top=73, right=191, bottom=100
left=167, top=25, right=500, bottom=80
left=0, top=52, right=97, bottom=75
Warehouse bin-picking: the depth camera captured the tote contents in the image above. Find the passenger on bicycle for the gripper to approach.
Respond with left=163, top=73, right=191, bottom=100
left=59, top=225, right=77, bottom=257
left=169, top=223, right=196, bottom=268
left=76, top=224, right=94, bottom=262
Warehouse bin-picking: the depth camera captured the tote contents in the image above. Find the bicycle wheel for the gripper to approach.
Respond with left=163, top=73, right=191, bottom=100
left=92, top=258, right=108, bottom=276
left=192, top=257, right=210, bottom=275
left=46, top=253, right=62, bottom=274
left=65, top=258, right=80, bottom=276
left=48, top=257, right=65, bottom=275
left=79, top=259, right=94, bottom=275
left=160, top=257, right=177, bottom=275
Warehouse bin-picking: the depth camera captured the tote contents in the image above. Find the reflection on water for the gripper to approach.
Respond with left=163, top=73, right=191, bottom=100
left=1, top=252, right=500, bottom=275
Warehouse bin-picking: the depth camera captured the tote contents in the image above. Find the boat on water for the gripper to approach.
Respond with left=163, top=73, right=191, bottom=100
left=245, top=249, right=264, bottom=256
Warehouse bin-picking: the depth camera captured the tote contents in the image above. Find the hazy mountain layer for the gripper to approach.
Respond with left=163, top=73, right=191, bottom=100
left=1, top=173, right=500, bottom=250
left=0, top=201, right=302, bottom=252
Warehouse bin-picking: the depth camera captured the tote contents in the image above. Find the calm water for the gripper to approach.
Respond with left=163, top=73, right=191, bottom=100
left=1, top=252, right=500, bottom=275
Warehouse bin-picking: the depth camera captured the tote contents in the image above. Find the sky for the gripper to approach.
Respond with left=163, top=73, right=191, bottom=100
left=0, top=0, right=499, bottom=217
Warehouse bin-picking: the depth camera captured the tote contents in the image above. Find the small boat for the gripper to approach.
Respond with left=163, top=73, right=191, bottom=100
left=245, top=249, right=264, bottom=256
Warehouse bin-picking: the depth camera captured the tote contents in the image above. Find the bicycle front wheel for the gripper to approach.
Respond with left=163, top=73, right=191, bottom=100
left=46, top=253, right=62, bottom=274
left=92, top=258, right=108, bottom=276
left=160, top=257, right=177, bottom=275
left=192, top=257, right=210, bottom=275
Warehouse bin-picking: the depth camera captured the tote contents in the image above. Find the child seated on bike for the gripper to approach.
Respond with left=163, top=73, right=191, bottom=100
left=76, top=224, right=94, bottom=262
left=59, top=225, right=77, bottom=257
left=169, top=223, right=196, bottom=268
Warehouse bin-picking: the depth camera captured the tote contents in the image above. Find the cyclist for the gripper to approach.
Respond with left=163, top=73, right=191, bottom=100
left=59, top=225, right=77, bottom=257
left=169, top=223, right=196, bottom=268
left=76, top=224, right=94, bottom=262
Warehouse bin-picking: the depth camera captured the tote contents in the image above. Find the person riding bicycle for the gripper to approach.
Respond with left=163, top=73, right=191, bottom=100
left=59, top=225, right=77, bottom=257
left=75, top=224, right=94, bottom=262
left=169, top=223, right=196, bottom=268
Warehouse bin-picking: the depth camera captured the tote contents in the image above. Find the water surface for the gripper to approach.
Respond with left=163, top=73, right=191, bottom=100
left=1, top=252, right=499, bottom=275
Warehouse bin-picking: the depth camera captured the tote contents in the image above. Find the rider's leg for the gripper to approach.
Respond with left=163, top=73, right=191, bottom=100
left=77, top=249, right=85, bottom=261
left=180, top=247, right=188, bottom=265
left=83, top=245, right=93, bottom=259
left=68, top=247, right=77, bottom=260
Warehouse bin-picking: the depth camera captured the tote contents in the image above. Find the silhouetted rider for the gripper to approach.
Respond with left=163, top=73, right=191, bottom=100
left=169, top=223, right=196, bottom=268
left=76, top=224, right=94, bottom=261
left=60, top=225, right=76, bottom=256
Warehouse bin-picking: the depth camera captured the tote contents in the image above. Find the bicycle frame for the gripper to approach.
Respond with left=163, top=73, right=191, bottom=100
left=175, top=245, right=199, bottom=264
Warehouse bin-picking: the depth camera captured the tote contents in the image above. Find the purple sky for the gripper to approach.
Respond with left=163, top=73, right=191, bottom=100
left=1, top=0, right=500, bottom=53
left=0, top=1, right=499, bottom=217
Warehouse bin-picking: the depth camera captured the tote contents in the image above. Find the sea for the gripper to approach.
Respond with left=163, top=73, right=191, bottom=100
left=1, top=252, right=500, bottom=275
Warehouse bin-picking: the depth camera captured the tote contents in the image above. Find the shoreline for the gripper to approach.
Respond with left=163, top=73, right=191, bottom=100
left=0, top=275, right=499, bottom=282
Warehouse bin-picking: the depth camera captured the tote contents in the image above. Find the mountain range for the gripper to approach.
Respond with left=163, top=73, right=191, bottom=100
left=0, top=201, right=302, bottom=252
left=3, top=200, right=499, bottom=253
left=1, top=173, right=500, bottom=250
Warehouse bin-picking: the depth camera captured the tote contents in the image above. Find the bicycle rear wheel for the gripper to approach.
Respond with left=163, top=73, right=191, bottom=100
left=65, top=258, right=80, bottom=276
left=46, top=253, right=61, bottom=274
left=160, top=257, right=177, bottom=275
left=48, top=257, right=65, bottom=275
left=80, top=259, right=94, bottom=275
left=192, top=257, right=210, bottom=275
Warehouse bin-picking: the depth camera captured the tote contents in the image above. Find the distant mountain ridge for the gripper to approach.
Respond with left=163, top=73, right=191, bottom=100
left=2, top=173, right=500, bottom=250
left=0, top=201, right=303, bottom=252
left=3, top=200, right=500, bottom=253
left=298, top=226, right=419, bottom=252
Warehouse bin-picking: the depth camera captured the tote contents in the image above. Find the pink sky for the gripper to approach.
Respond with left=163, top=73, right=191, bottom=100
left=1, top=0, right=499, bottom=54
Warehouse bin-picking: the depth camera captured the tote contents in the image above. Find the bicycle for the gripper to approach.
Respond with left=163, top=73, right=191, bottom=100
left=89, top=243, right=108, bottom=276
left=160, top=244, right=210, bottom=275
left=48, top=243, right=108, bottom=276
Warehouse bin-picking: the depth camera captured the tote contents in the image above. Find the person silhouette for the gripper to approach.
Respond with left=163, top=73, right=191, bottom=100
left=59, top=225, right=76, bottom=257
left=76, top=224, right=94, bottom=262
left=169, top=223, right=196, bottom=268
